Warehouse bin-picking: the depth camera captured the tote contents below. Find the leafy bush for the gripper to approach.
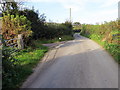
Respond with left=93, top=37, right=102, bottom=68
left=36, top=35, right=74, bottom=44
left=104, top=43, right=120, bottom=62
left=73, top=22, right=81, bottom=33
left=81, top=20, right=120, bottom=62
left=2, top=46, right=21, bottom=88
left=2, top=2, right=74, bottom=88
left=19, top=9, right=46, bottom=39
left=19, top=9, right=73, bottom=40
left=2, top=43, right=48, bottom=88
left=2, top=14, right=32, bottom=46
left=44, top=22, right=73, bottom=39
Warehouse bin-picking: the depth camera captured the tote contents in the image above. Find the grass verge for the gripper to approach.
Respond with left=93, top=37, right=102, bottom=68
left=3, top=41, right=48, bottom=88
left=81, top=34, right=120, bottom=63
left=36, top=35, right=74, bottom=44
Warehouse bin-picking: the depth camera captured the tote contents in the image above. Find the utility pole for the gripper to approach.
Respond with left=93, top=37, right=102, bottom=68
left=118, top=1, right=120, bottom=20
left=70, top=8, right=71, bottom=22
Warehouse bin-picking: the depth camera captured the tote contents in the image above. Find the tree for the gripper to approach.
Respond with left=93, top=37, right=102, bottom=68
left=19, top=9, right=46, bottom=39
left=62, top=21, right=73, bottom=35
left=0, top=0, right=24, bottom=15
left=0, top=0, right=19, bottom=15
left=73, top=22, right=81, bottom=26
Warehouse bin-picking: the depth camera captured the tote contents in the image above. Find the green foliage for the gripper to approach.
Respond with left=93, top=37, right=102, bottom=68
left=19, top=9, right=73, bottom=40
left=73, top=26, right=81, bottom=33
left=2, top=14, right=32, bottom=37
left=2, top=13, right=32, bottom=46
left=73, top=26, right=81, bottom=30
left=58, top=35, right=74, bottom=41
left=104, top=43, right=120, bottom=62
left=19, top=9, right=46, bottom=39
left=2, top=2, right=74, bottom=89
left=36, top=35, right=74, bottom=44
left=1, top=1, right=18, bottom=14
left=15, top=49, right=47, bottom=67
left=81, top=20, right=120, bottom=63
left=2, top=46, right=22, bottom=88
left=44, top=22, right=73, bottom=39
left=73, top=22, right=81, bottom=25
left=2, top=41, right=48, bottom=88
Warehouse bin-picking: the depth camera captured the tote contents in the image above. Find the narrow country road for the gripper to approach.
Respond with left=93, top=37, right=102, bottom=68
left=22, top=33, right=118, bottom=88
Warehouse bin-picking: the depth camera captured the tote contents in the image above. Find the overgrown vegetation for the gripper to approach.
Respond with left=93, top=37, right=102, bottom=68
left=73, top=22, right=81, bottom=33
left=36, top=35, right=74, bottom=44
left=81, top=20, right=120, bottom=63
left=2, top=40, right=48, bottom=88
left=1, top=0, right=73, bottom=88
left=2, top=13, right=32, bottom=45
left=19, top=9, right=73, bottom=40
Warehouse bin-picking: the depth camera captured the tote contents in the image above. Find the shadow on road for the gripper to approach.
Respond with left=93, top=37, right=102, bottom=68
left=22, top=43, right=118, bottom=88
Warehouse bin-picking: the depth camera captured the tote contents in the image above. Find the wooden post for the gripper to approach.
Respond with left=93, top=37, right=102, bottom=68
left=17, top=34, right=24, bottom=49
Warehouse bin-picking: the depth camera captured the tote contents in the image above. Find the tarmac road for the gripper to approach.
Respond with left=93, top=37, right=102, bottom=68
left=22, top=33, right=118, bottom=88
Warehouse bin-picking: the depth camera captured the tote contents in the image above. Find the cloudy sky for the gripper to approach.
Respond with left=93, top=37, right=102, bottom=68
left=23, top=0, right=119, bottom=24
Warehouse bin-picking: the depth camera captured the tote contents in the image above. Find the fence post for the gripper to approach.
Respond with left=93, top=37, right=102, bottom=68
left=17, top=34, right=24, bottom=49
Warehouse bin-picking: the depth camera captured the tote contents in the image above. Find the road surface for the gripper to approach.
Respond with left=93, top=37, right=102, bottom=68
left=22, top=33, right=118, bottom=88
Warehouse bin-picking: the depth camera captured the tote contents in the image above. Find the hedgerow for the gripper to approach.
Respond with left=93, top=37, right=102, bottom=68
left=81, top=20, right=120, bottom=62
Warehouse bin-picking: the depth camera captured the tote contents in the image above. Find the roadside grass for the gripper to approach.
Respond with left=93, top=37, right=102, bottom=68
left=104, top=43, right=120, bottom=62
left=15, top=48, right=48, bottom=67
left=3, top=41, right=48, bottom=88
left=37, top=35, right=74, bottom=44
left=82, top=34, right=120, bottom=63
